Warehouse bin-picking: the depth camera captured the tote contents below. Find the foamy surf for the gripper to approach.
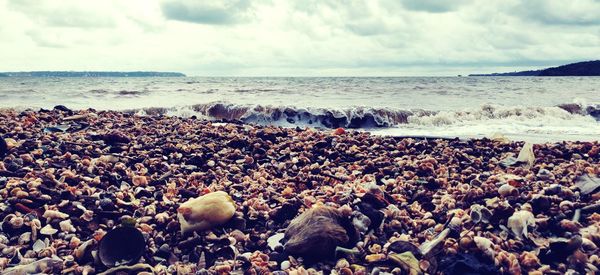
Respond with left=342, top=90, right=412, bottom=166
left=121, top=101, right=600, bottom=143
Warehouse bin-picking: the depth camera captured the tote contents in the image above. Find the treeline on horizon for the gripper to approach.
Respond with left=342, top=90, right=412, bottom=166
left=470, top=60, right=600, bottom=76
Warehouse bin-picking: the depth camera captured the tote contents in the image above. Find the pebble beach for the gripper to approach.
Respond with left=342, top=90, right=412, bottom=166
left=1, top=107, right=599, bottom=274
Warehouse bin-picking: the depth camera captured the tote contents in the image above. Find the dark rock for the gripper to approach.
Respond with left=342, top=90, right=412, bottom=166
left=358, top=202, right=384, bottom=231
left=530, top=195, right=551, bottom=214
left=271, top=201, right=301, bottom=223
left=283, top=206, right=358, bottom=260
left=102, top=131, right=131, bottom=145
left=0, top=137, right=7, bottom=157
left=53, top=105, right=72, bottom=113
left=227, top=138, right=249, bottom=149
left=539, top=236, right=582, bottom=264
left=185, top=155, right=205, bottom=166
left=388, top=241, right=422, bottom=257
left=438, top=252, right=499, bottom=275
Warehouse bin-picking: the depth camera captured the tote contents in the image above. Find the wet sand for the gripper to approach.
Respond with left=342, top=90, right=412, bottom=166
left=0, top=107, right=599, bottom=274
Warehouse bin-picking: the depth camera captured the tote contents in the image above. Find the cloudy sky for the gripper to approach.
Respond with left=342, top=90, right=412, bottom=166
left=1, top=0, right=599, bottom=76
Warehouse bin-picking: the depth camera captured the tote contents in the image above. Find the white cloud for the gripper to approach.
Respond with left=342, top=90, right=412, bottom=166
left=0, top=0, right=599, bottom=76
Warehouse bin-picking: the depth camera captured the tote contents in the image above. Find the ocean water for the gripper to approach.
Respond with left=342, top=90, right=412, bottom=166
left=1, top=76, right=599, bottom=143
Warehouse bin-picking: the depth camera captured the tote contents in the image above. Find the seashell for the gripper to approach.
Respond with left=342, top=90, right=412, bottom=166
left=498, top=184, right=518, bottom=197
left=507, top=210, right=535, bottom=240
left=419, top=228, right=450, bottom=257
left=59, top=220, right=76, bottom=233
left=74, top=239, right=95, bottom=260
left=40, top=224, right=58, bottom=235
left=581, top=237, right=597, bottom=252
left=336, top=258, right=350, bottom=269
left=365, top=253, right=386, bottom=263
left=96, top=263, right=153, bottom=275
left=519, top=251, right=540, bottom=268
left=42, top=210, right=69, bottom=222
left=32, top=239, right=47, bottom=252
left=0, top=257, right=63, bottom=274
left=459, top=236, right=474, bottom=250
left=388, top=252, right=422, bottom=275
left=9, top=216, right=25, bottom=228
left=132, top=175, right=148, bottom=186
left=473, top=236, right=495, bottom=259
left=154, top=212, right=169, bottom=224
left=536, top=169, right=554, bottom=180
left=352, top=212, right=371, bottom=233
left=267, top=233, right=285, bottom=250
left=18, top=232, right=32, bottom=245
left=81, top=210, right=94, bottom=222
left=470, top=204, right=492, bottom=224
left=177, top=191, right=236, bottom=234
left=98, top=226, right=146, bottom=267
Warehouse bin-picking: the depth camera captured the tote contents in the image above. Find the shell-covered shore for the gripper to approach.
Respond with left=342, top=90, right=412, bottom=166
left=0, top=107, right=599, bottom=274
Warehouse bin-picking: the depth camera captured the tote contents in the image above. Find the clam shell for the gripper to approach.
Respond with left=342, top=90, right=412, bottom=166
left=98, top=227, right=146, bottom=267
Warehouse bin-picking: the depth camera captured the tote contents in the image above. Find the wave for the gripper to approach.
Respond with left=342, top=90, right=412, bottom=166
left=128, top=102, right=600, bottom=129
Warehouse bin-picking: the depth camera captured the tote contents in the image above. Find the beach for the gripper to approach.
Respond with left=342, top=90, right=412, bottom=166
left=0, top=107, right=599, bottom=274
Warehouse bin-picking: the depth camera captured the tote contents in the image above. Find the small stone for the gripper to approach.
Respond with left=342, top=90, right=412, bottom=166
left=281, top=260, right=291, bottom=270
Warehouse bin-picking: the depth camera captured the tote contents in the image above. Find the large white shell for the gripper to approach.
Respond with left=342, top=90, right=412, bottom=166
left=507, top=210, right=535, bottom=240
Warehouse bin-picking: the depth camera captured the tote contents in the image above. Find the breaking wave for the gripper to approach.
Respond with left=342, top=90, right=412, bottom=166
left=129, top=102, right=600, bottom=129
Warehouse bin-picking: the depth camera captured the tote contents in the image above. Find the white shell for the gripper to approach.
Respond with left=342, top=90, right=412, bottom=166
left=59, top=220, right=76, bottom=233
left=498, top=184, right=518, bottom=197
left=474, top=236, right=495, bottom=258
left=42, top=210, right=69, bottom=222
left=40, top=224, right=58, bottom=235
left=507, top=210, right=535, bottom=240
left=32, top=239, right=47, bottom=252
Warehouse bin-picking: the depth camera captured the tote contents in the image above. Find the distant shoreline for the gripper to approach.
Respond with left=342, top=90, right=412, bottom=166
left=470, top=60, right=600, bottom=76
left=0, top=71, right=186, bottom=77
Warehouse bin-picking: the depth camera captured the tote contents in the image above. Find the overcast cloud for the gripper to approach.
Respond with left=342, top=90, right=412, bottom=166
left=0, top=0, right=599, bottom=76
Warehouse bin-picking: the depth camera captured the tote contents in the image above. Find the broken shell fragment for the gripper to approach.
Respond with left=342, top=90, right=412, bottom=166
left=98, top=227, right=146, bottom=267
left=42, top=210, right=69, bottom=222
left=40, top=224, right=58, bottom=236
left=59, top=220, right=76, bottom=233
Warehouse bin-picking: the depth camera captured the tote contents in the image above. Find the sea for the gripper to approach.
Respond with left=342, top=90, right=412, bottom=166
left=1, top=76, right=599, bottom=143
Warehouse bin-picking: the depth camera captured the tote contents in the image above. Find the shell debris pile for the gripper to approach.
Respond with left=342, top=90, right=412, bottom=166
left=0, top=107, right=599, bottom=274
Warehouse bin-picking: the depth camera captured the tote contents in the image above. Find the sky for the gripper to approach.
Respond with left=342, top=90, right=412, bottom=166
left=0, top=0, right=599, bottom=76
